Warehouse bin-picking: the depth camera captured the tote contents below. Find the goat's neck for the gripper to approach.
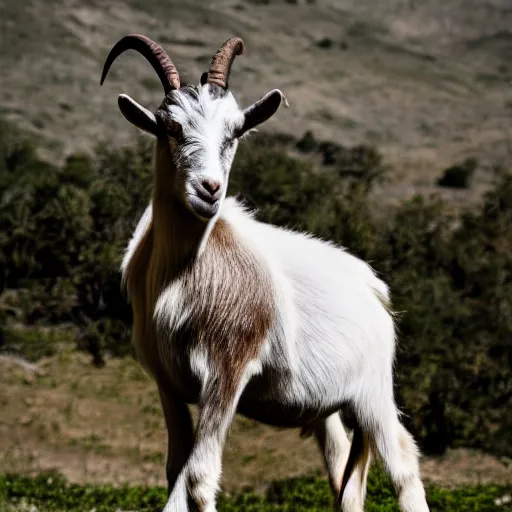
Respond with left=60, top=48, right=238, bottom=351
left=151, top=142, right=213, bottom=278
left=152, top=191, right=209, bottom=271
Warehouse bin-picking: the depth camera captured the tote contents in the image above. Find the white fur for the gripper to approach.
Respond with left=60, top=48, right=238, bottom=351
left=168, top=85, right=242, bottom=201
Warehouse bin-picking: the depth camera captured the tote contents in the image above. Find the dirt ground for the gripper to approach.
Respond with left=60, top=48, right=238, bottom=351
left=1, top=350, right=510, bottom=494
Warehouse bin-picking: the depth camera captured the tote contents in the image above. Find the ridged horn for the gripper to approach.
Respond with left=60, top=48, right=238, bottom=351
left=100, top=34, right=180, bottom=93
left=205, top=37, right=245, bottom=89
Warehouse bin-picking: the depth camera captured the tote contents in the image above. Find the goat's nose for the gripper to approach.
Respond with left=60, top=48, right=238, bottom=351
left=202, top=179, right=221, bottom=196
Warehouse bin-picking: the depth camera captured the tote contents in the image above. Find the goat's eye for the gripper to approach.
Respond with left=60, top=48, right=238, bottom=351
left=166, top=120, right=183, bottom=141
left=155, top=111, right=182, bottom=140
left=157, top=113, right=183, bottom=141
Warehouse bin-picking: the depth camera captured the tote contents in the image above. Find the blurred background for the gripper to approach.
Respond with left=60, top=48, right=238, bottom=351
left=0, top=0, right=511, bottom=510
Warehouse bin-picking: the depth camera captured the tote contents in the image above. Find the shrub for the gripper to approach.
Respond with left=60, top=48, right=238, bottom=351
left=318, top=140, right=344, bottom=165
left=437, top=157, right=478, bottom=189
left=315, top=37, right=334, bottom=49
left=296, top=130, right=318, bottom=153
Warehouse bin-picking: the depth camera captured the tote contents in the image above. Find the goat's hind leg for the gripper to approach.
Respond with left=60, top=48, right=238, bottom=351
left=356, top=394, right=430, bottom=512
left=313, top=413, right=370, bottom=512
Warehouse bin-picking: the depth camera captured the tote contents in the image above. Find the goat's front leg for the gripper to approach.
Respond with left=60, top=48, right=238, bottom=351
left=163, top=366, right=252, bottom=512
left=157, top=385, right=194, bottom=498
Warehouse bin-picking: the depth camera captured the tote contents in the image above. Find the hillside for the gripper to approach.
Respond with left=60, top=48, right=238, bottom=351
left=1, top=0, right=511, bottom=204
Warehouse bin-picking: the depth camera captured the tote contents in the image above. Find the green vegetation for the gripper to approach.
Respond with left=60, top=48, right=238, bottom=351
left=0, top=117, right=511, bottom=462
left=437, top=157, right=478, bottom=189
left=1, top=470, right=510, bottom=511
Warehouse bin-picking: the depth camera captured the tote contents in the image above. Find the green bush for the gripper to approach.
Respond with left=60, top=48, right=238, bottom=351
left=437, top=157, right=478, bottom=189
left=296, top=130, right=388, bottom=189
left=0, top=129, right=152, bottom=353
left=296, top=130, right=318, bottom=153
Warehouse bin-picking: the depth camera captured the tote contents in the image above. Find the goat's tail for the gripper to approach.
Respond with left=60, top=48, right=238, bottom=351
left=336, top=421, right=371, bottom=507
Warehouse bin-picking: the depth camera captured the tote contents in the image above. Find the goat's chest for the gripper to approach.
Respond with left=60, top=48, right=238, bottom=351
left=151, top=234, right=275, bottom=401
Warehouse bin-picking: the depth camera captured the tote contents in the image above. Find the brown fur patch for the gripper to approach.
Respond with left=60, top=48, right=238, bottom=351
left=125, top=198, right=274, bottom=416
left=166, top=217, right=275, bottom=409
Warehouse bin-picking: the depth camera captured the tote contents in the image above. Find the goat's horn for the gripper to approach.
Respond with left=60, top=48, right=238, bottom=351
left=100, top=34, right=180, bottom=93
left=205, top=37, right=245, bottom=89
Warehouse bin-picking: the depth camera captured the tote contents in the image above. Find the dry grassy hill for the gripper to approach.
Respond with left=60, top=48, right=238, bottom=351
left=1, top=0, right=511, bottom=204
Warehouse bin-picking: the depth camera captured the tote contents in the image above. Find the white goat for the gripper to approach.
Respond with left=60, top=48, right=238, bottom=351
left=100, top=34, right=431, bottom=512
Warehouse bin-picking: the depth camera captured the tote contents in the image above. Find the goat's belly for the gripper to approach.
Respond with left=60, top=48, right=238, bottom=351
left=236, top=396, right=344, bottom=428
left=236, top=370, right=348, bottom=428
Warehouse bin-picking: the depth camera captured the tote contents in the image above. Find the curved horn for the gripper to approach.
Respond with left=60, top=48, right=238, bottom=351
left=100, top=34, right=180, bottom=93
left=205, top=37, right=245, bottom=89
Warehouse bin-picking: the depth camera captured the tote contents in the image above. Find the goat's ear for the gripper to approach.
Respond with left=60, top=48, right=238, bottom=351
left=238, top=89, right=289, bottom=137
left=118, top=94, right=161, bottom=137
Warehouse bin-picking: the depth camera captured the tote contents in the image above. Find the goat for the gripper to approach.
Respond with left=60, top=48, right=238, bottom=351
left=100, top=34, right=431, bottom=512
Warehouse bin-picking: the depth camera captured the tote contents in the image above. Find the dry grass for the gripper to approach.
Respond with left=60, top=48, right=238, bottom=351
left=1, top=350, right=510, bottom=494
left=0, top=0, right=511, bottom=204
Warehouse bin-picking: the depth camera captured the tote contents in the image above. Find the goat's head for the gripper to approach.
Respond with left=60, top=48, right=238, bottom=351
left=100, top=34, right=287, bottom=221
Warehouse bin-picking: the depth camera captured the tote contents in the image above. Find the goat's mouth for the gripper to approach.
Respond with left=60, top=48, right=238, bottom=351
left=187, top=194, right=220, bottom=220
